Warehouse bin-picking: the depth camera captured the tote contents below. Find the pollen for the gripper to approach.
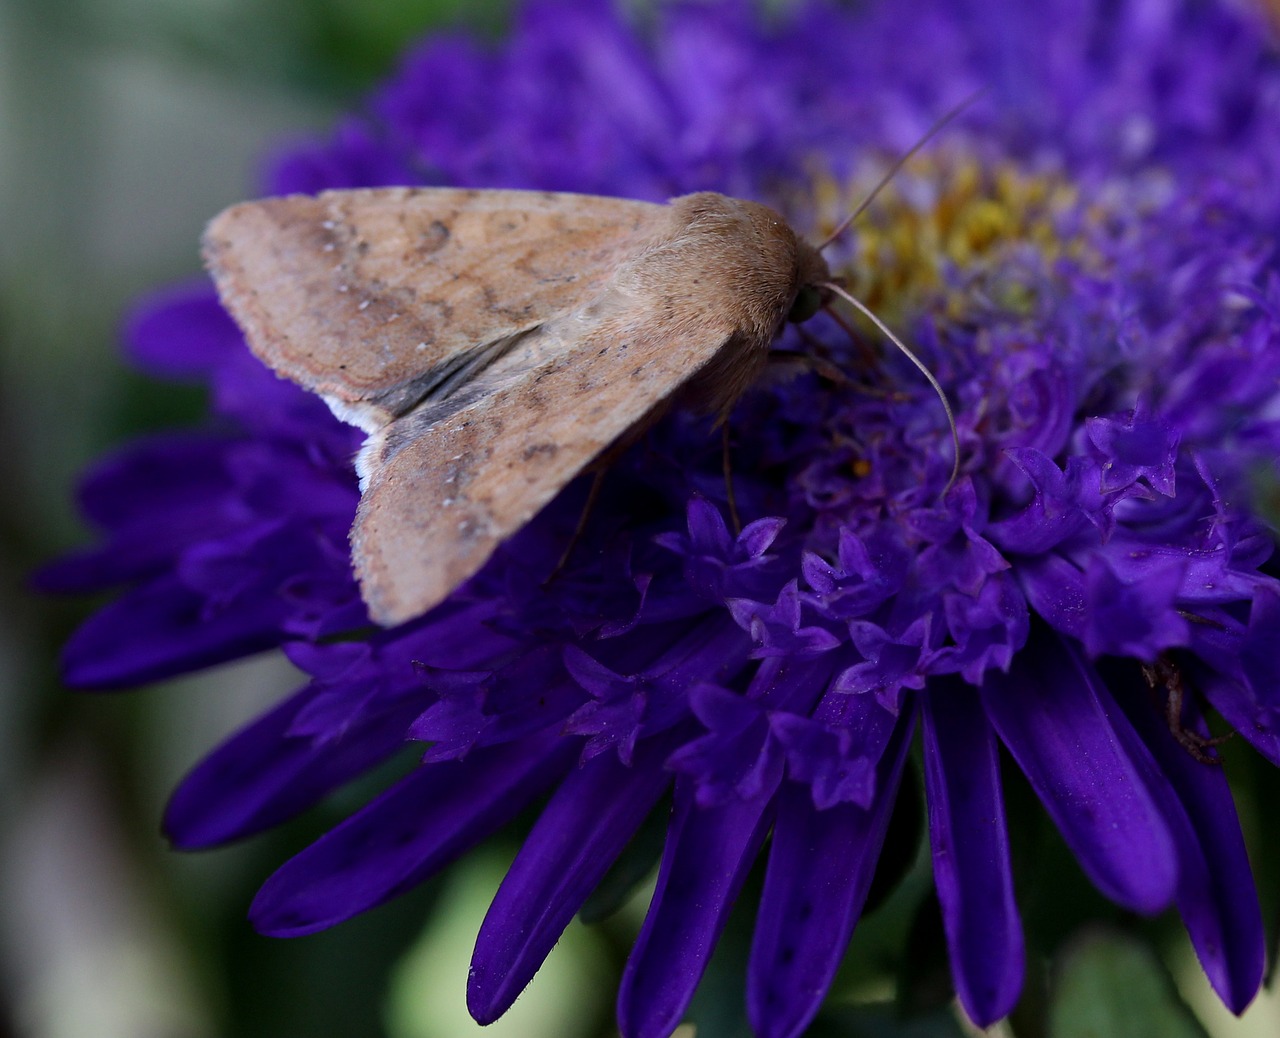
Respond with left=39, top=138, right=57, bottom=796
left=806, top=154, right=1094, bottom=322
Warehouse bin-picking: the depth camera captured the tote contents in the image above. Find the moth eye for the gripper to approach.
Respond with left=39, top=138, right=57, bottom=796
left=788, top=285, right=823, bottom=324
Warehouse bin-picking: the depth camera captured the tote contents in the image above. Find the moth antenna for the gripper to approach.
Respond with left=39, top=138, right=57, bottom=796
left=822, top=282, right=961, bottom=494
left=817, top=88, right=986, bottom=252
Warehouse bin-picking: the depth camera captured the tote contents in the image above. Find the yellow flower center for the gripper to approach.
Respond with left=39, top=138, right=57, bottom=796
left=797, top=155, right=1093, bottom=323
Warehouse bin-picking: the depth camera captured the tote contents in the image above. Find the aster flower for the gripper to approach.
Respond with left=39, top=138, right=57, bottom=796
left=42, top=0, right=1280, bottom=1035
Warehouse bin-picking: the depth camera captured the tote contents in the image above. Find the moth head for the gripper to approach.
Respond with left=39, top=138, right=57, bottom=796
left=788, top=241, right=833, bottom=324
left=788, top=284, right=825, bottom=324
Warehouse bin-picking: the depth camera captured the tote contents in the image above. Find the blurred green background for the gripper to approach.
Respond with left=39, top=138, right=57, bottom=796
left=3, top=1, right=1280, bottom=1036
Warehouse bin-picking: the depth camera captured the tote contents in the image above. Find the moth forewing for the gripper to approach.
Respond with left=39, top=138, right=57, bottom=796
left=204, top=188, right=830, bottom=626
left=202, top=188, right=666, bottom=427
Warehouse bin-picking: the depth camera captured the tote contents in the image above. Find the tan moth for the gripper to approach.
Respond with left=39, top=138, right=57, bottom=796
left=204, top=189, right=842, bottom=625
left=202, top=103, right=974, bottom=627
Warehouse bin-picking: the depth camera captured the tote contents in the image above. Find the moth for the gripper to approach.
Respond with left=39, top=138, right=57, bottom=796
left=203, top=188, right=837, bottom=626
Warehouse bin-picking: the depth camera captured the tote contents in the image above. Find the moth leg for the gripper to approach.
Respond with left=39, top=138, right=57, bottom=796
left=767, top=338, right=851, bottom=386
left=722, top=423, right=742, bottom=535
left=768, top=336, right=906, bottom=402
left=548, top=469, right=608, bottom=581
left=822, top=303, right=880, bottom=367
left=1142, top=656, right=1234, bottom=764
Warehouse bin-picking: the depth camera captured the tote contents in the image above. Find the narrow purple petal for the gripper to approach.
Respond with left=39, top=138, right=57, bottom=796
left=468, top=731, right=683, bottom=1022
left=123, top=280, right=240, bottom=377
left=1199, top=667, right=1280, bottom=767
left=921, top=680, right=1024, bottom=1026
left=249, top=732, right=577, bottom=936
left=61, top=577, right=290, bottom=688
left=616, top=776, right=777, bottom=1038
left=1016, top=553, right=1087, bottom=641
left=1111, top=678, right=1264, bottom=1012
left=1188, top=604, right=1280, bottom=766
left=980, top=630, right=1177, bottom=914
left=746, top=709, right=914, bottom=1038
left=1240, top=582, right=1280, bottom=713
left=64, top=434, right=238, bottom=546
left=164, top=684, right=421, bottom=847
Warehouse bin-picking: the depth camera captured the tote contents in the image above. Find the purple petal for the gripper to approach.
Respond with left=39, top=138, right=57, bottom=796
left=769, top=711, right=877, bottom=810
left=371, top=35, right=497, bottom=181
left=164, top=681, right=421, bottom=847
left=1017, top=553, right=1087, bottom=640
left=686, top=496, right=734, bottom=554
left=1086, top=406, right=1180, bottom=496
left=728, top=580, right=843, bottom=659
left=986, top=449, right=1091, bottom=554
left=938, top=571, right=1030, bottom=684
left=922, top=680, right=1024, bottom=1026
left=77, top=434, right=239, bottom=540
left=656, top=498, right=789, bottom=603
left=123, top=280, right=241, bottom=377
left=835, top=615, right=934, bottom=707
left=1187, top=605, right=1280, bottom=766
left=980, top=631, right=1177, bottom=914
left=801, top=524, right=912, bottom=620
left=616, top=776, right=777, bottom=1038
left=1111, top=677, right=1264, bottom=1012
left=61, top=577, right=290, bottom=688
left=31, top=435, right=245, bottom=594
left=1082, top=553, right=1190, bottom=659
left=1199, top=667, right=1280, bottom=767
left=667, top=684, right=784, bottom=806
left=1240, top=582, right=1280, bottom=713
left=468, top=731, right=680, bottom=1022
left=263, top=118, right=417, bottom=195
left=249, top=732, right=577, bottom=936
left=746, top=709, right=914, bottom=1038
left=914, top=521, right=1009, bottom=598
left=739, top=516, right=787, bottom=557
left=564, top=618, right=753, bottom=762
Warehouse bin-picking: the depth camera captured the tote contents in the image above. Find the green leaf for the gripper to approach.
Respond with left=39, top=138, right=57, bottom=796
left=1047, top=928, right=1209, bottom=1038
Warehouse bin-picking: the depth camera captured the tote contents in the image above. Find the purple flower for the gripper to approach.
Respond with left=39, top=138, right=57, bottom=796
left=43, top=0, right=1280, bottom=1034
